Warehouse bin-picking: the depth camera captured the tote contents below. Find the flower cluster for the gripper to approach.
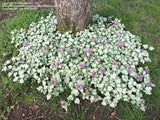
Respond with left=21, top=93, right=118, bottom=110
left=2, top=12, right=155, bottom=111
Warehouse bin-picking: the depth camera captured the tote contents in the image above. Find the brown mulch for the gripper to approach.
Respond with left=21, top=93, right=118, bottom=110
left=8, top=101, right=63, bottom=120
left=8, top=101, right=119, bottom=120
left=85, top=101, right=118, bottom=120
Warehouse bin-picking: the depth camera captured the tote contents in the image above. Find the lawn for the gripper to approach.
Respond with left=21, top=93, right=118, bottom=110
left=0, top=0, right=160, bottom=120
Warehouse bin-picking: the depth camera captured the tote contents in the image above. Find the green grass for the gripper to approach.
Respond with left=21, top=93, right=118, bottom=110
left=0, top=0, right=160, bottom=119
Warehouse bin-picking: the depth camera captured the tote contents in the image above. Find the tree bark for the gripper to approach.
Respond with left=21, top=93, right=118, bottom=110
left=54, top=0, right=93, bottom=33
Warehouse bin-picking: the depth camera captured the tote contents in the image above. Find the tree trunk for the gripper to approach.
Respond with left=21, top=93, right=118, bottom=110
left=54, top=0, right=93, bottom=33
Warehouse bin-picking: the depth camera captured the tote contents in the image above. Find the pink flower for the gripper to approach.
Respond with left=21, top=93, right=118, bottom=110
left=112, top=61, right=118, bottom=66
left=128, top=68, right=133, bottom=74
left=61, top=46, right=65, bottom=51
left=145, top=67, right=150, bottom=74
left=137, top=75, right=143, bottom=81
left=66, top=49, right=71, bottom=54
left=57, top=46, right=66, bottom=53
left=99, top=67, right=106, bottom=75
left=75, top=76, right=79, bottom=80
left=92, top=71, right=97, bottom=78
left=76, top=82, right=83, bottom=92
left=55, top=60, right=61, bottom=67
left=51, top=22, right=57, bottom=27
left=42, top=46, right=47, bottom=50
left=79, top=62, right=85, bottom=68
left=23, top=41, right=29, bottom=47
left=103, top=42, right=109, bottom=46
left=60, top=100, right=65, bottom=106
left=113, top=21, right=118, bottom=26
left=98, top=59, right=101, bottom=63
left=140, top=49, right=145, bottom=52
left=147, top=81, right=153, bottom=86
left=85, top=92, right=90, bottom=99
left=92, top=37, right=99, bottom=42
left=86, top=49, right=93, bottom=57
left=57, top=48, right=62, bottom=53
left=29, top=24, right=33, bottom=28
left=50, top=79, right=57, bottom=85
left=118, top=41, right=125, bottom=47
left=115, top=32, right=119, bottom=37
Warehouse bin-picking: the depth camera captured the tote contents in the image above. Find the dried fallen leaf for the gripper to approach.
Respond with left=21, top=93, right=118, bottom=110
left=93, top=115, right=96, bottom=120
left=111, top=111, right=116, bottom=118
left=32, top=104, right=39, bottom=110
left=10, top=105, right=15, bottom=109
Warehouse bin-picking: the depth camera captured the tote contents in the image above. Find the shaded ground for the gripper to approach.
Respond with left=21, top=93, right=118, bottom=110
left=8, top=101, right=119, bottom=120
left=145, top=103, right=160, bottom=120
left=9, top=102, right=63, bottom=120
left=0, top=11, right=16, bottom=29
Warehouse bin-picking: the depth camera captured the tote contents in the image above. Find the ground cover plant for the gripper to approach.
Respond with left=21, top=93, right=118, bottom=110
left=0, top=0, right=160, bottom=120
left=2, top=12, right=155, bottom=112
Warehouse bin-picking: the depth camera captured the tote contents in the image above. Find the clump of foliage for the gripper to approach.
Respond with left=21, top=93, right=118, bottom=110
left=2, top=12, right=155, bottom=111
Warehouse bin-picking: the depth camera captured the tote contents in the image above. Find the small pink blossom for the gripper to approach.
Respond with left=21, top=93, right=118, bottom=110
left=75, top=76, right=79, bottom=80
left=86, top=49, right=93, bottom=57
left=145, top=67, right=150, bottom=74
left=113, top=21, right=118, bottom=26
left=61, top=46, right=66, bottom=51
left=92, top=71, right=97, bottom=78
left=92, top=37, right=99, bottom=42
left=57, top=48, right=62, bottom=53
left=140, top=49, right=145, bottom=52
left=76, top=82, right=83, bottom=92
left=51, top=22, right=57, bottom=27
left=147, top=81, right=153, bottom=86
left=85, top=92, right=90, bottom=99
left=103, top=42, right=109, bottom=46
left=50, top=79, right=57, bottom=85
left=128, top=68, right=133, bottom=74
left=55, top=60, right=61, bottom=67
left=112, top=61, right=118, bottom=66
left=98, top=59, right=101, bottom=63
left=60, top=100, right=65, bottom=106
left=66, top=49, right=71, bottom=54
left=23, top=41, right=29, bottom=47
left=115, top=32, right=119, bottom=37
left=42, top=46, right=47, bottom=50
left=29, top=24, right=33, bottom=28
left=118, top=41, right=125, bottom=47
left=99, top=67, right=106, bottom=75
left=79, top=62, right=85, bottom=68
left=57, top=46, right=66, bottom=52
left=137, top=75, right=143, bottom=81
